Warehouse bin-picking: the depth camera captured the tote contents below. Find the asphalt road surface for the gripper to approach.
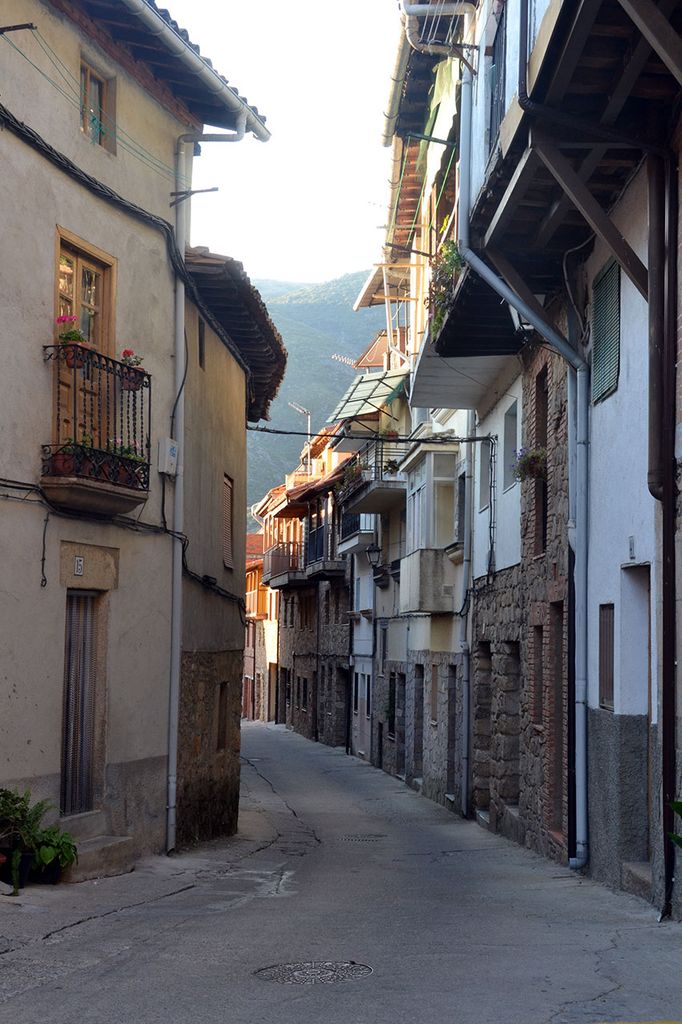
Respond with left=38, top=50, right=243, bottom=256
left=1, top=721, right=681, bottom=1024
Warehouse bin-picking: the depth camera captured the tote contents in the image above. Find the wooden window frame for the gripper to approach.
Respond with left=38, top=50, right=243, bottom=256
left=56, top=228, right=116, bottom=355
left=80, top=59, right=116, bottom=153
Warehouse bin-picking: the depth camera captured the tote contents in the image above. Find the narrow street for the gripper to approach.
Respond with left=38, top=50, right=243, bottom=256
left=1, top=723, right=681, bottom=1024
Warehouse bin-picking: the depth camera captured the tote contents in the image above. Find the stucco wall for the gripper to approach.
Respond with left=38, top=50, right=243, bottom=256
left=183, top=305, right=247, bottom=653
left=474, top=375, right=522, bottom=578
left=4, top=0, right=195, bottom=221
left=585, top=168, right=659, bottom=721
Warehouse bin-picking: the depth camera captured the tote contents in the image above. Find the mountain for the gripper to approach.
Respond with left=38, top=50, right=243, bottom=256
left=248, top=271, right=385, bottom=525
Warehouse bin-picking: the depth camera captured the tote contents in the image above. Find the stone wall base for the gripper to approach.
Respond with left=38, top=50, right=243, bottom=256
left=177, top=649, right=243, bottom=847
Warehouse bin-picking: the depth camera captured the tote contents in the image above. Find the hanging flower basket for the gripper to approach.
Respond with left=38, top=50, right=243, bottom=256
left=61, top=342, right=93, bottom=369
left=120, top=347, right=145, bottom=390
left=121, top=366, right=144, bottom=391
left=513, top=446, right=547, bottom=481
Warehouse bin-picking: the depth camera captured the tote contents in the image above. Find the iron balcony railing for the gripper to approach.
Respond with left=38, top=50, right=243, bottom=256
left=42, top=344, right=151, bottom=491
left=488, top=6, right=507, bottom=151
left=338, top=438, right=410, bottom=504
left=307, top=525, right=326, bottom=563
left=340, top=512, right=375, bottom=540
left=263, top=541, right=303, bottom=578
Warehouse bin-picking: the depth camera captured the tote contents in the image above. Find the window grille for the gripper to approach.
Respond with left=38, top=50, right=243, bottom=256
left=61, top=591, right=97, bottom=815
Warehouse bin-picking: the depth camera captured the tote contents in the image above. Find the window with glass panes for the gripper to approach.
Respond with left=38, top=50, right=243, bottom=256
left=58, top=242, right=110, bottom=352
left=407, top=453, right=457, bottom=552
left=80, top=61, right=115, bottom=152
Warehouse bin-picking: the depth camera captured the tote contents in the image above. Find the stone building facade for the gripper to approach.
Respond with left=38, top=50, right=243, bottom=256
left=471, top=343, right=570, bottom=861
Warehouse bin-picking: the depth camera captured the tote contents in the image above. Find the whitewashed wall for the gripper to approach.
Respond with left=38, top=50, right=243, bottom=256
left=584, top=168, right=659, bottom=720
left=473, top=376, right=522, bottom=578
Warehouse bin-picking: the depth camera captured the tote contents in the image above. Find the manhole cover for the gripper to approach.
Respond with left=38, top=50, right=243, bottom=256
left=255, top=961, right=373, bottom=985
left=340, top=834, right=386, bottom=842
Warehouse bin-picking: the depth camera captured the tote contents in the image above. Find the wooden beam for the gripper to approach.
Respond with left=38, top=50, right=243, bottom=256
left=544, top=0, right=606, bottom=104
left=532, top=131, right=648, bottom=299
left=487, top=249, right=552, bottom=325
left=534, top=0, right=678, bottom=248
left=616, top=0, right=682, bottom=86
left=483, top=148, right=542, bottom=249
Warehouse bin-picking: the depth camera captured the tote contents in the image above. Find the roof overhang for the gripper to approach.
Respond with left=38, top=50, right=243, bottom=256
left=68, top=0, right=270, bottom=137
left=185, top=247, right=286, bottom=422
left=327, top=368, right=409, bottom=424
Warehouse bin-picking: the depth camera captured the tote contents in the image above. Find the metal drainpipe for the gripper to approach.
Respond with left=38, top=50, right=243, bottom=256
left=459, top=408, right=474, bottom=816
left=660, top=154, right=678, bottom=918
left=166, top=113, right=251, bottom=853
left=457, top=62, right=590, bottom=869
left=166, top=138, right=189, bottom=854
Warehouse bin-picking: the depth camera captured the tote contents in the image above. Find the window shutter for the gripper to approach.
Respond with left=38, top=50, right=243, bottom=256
left=592, top=262, right=620, bottom=403
left=223, top=474, right=234, bottom=568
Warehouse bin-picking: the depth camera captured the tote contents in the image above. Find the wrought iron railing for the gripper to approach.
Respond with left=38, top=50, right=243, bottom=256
left=263, top=541, right=303, bottom=578
left=307, top=525, right=326, bottom=563
left=340, top=512, right=375, bottom=540
left=488, top=7, right=507, bottom=151
left=338, top=439, right=410, bottom=505
left=42, top=344, right=151, bottom=491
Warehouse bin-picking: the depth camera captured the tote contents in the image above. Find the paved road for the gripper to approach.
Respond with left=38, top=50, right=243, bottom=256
left=1, top=722, right=681, bottom=1023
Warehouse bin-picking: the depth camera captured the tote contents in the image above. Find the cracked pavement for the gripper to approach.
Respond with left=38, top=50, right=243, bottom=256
left=0, top=722, right=681, bottom=1023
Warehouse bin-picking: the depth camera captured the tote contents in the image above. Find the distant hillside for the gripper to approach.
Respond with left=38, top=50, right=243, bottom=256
left=248, top=271, right=385, bottom=526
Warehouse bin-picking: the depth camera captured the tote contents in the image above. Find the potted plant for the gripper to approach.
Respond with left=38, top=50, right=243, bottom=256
left=55, top=315, right=93, bottom=368
left=426, top=240, right=462, bottom=336
left=31, top=824, right=78, bottom=884
left=120, top=348, right=145, bottom=390
left=383, top=458, right=400, bottom=476
left=0, top=788, right=52, bottom=895
left=513, top=446, right=547, bottom=481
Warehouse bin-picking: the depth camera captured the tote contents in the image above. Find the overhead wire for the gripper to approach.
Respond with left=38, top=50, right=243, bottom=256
left=2, top=30, right=188, bottom=187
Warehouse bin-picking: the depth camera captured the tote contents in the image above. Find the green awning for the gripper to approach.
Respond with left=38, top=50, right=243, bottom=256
left=327, top=368, right=409, bottom=424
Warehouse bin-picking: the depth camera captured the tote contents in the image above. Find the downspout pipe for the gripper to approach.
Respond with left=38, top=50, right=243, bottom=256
left=459, top=408, right=474, bottom=816
left=166, top=118, right=254, bottom=852
left=166, top=138, right=190, bottom=853
left=401, top=2, right=476, bottom=59
left=457, top=63, right=590, bottom=869
left=118, top=0, right=269, bottom=141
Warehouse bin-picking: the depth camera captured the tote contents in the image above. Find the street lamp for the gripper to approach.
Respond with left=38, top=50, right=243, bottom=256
left=288, top=401, right=312, bottom=475
left=366, top=543, right=382, bottom=569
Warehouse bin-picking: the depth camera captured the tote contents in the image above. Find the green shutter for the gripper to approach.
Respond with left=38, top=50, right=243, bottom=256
left=591, top=261, right=620, bottom=403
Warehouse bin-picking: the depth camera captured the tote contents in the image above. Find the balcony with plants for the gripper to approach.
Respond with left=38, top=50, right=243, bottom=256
left=336, top=436, right=410, bottom=514
left=42, top=327, right=151, bottom=516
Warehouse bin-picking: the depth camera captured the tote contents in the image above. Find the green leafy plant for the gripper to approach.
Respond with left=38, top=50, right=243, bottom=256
left=513, top=446, right=547, bottom=481
left=33, top=825, right=78, bottom=871
left=55, top=315, right=90, bottom=345
left=0, top=788, right=53, bottom=895
left=426, top=240, right=462, bottom=336
left=383, top=459, right=400, bottom=475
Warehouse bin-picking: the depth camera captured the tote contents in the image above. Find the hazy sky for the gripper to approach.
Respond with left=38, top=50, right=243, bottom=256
left=167, top=0, right=400, bottom=283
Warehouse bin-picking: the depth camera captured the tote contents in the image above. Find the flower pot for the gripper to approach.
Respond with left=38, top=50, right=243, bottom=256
left=31, top=861, right=62, bottom=885
left=121, top=367, right=144, bottom=391
left=61, top=343, right=90, bottom=369
left=49, top=451, right=76, bottom=476
left=0, top=849, right=33, bottom=890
